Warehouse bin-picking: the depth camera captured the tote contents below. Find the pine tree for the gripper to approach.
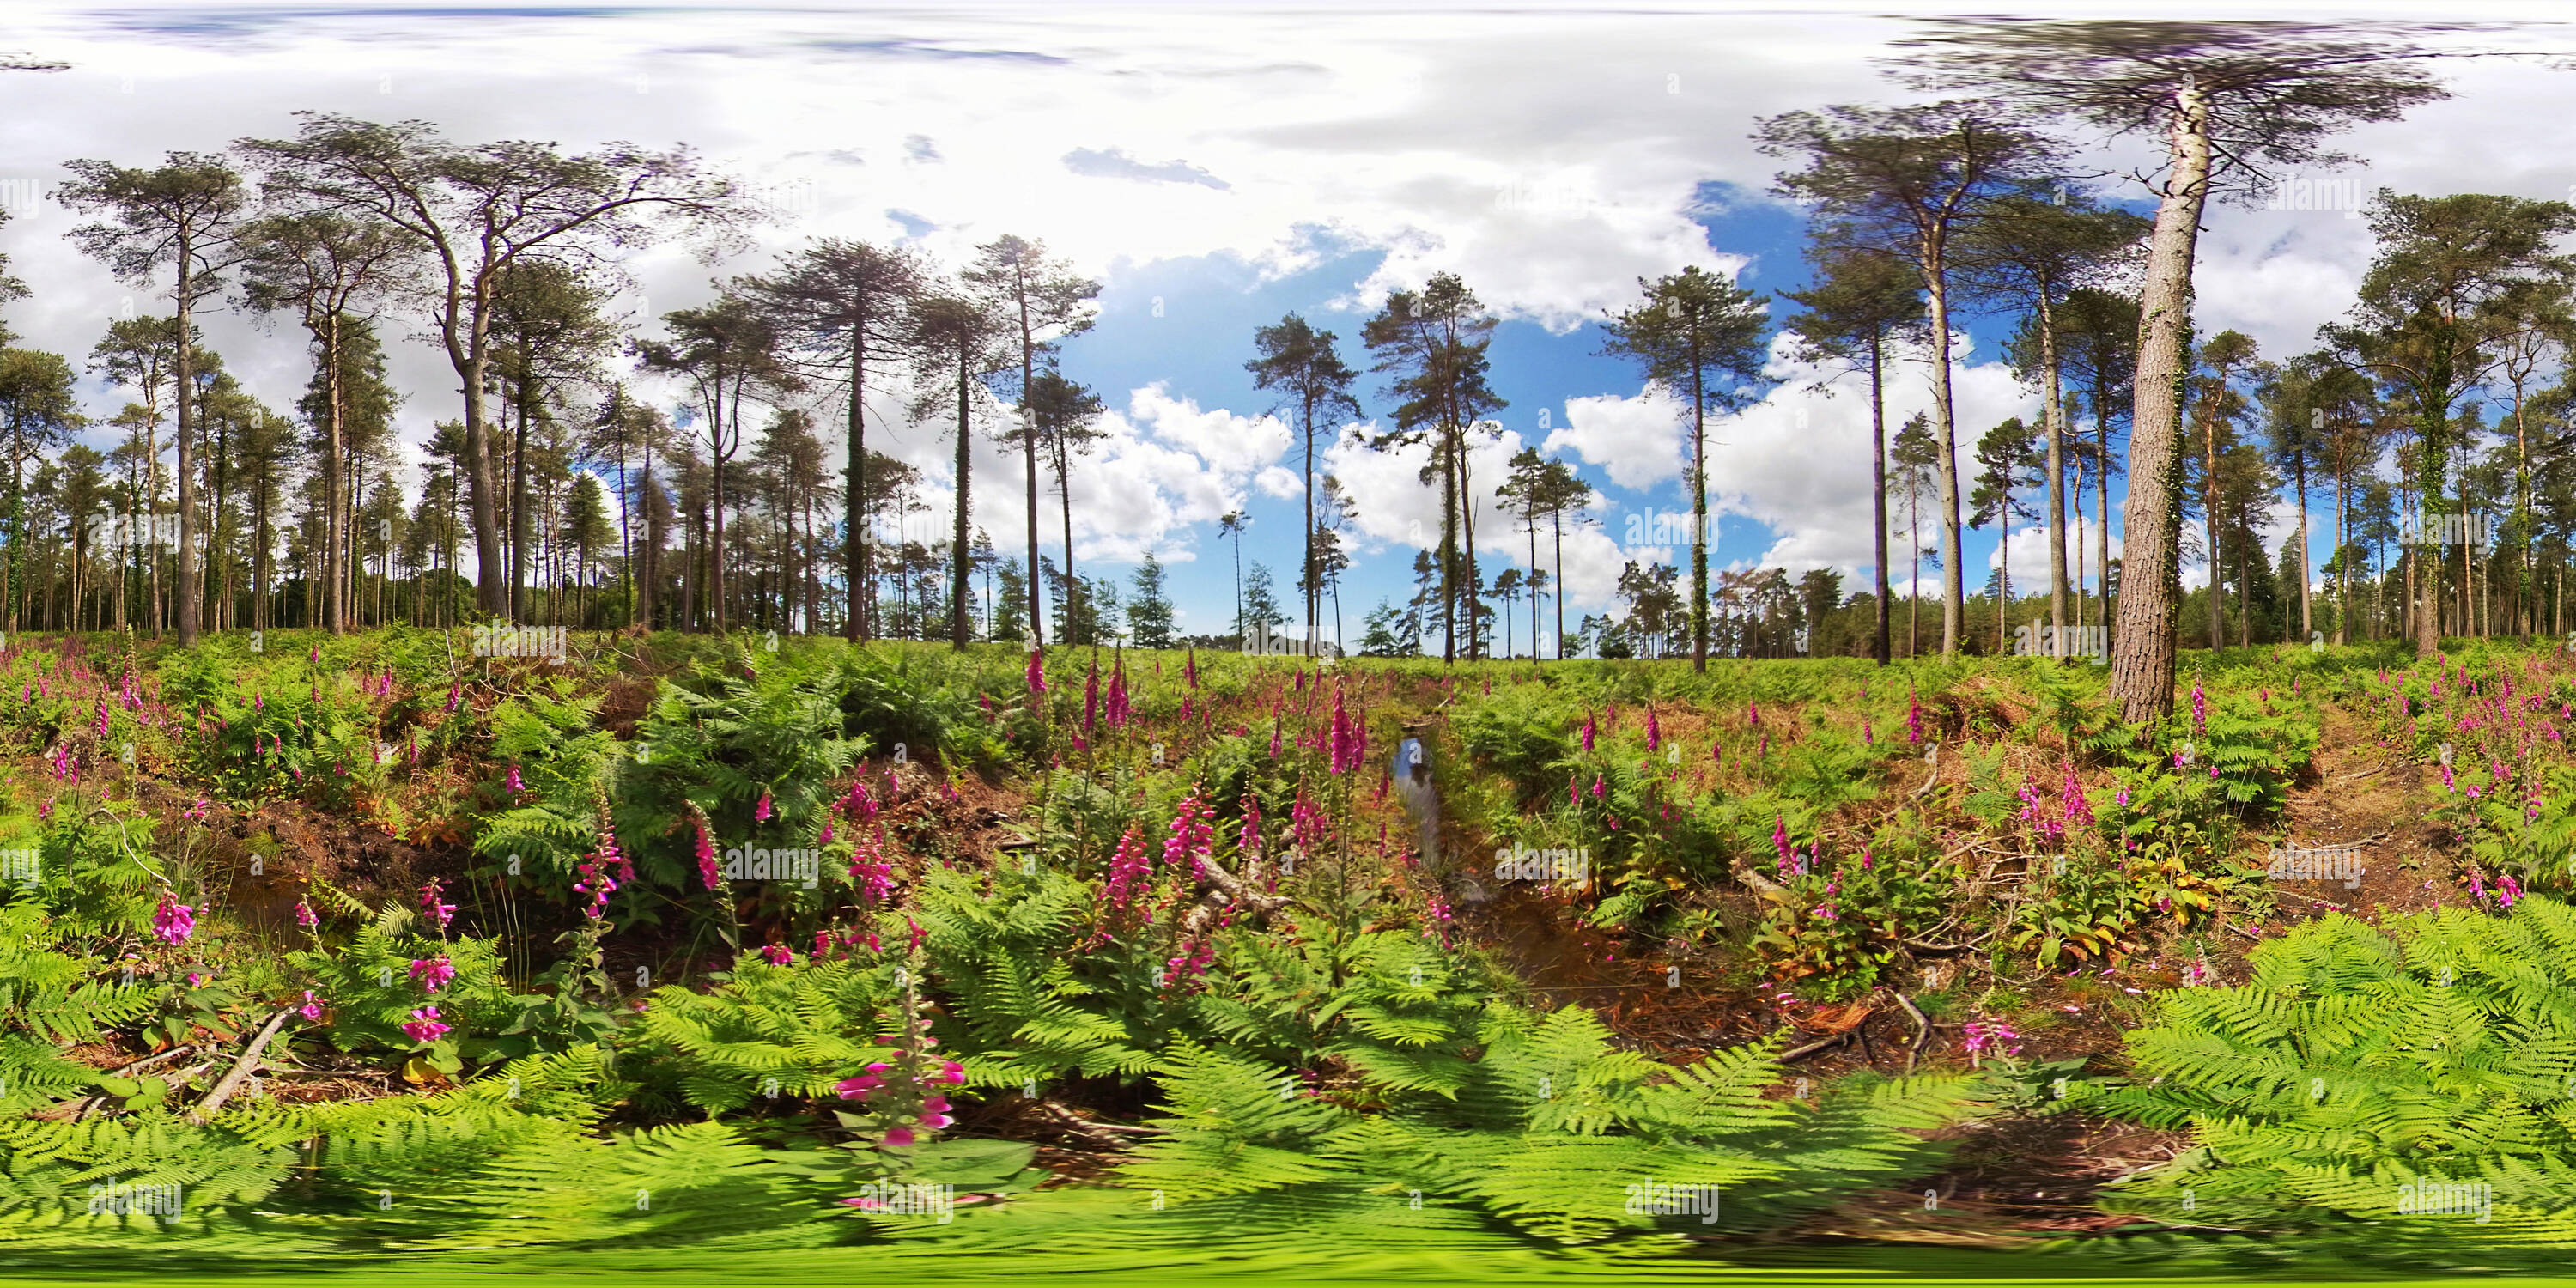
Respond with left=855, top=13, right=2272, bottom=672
left=1128, top=553, right=1176, bottom=649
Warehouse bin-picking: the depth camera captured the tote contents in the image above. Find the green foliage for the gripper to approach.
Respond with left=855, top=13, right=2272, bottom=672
left=2092, top=896, right=2576, bottom=1252
left=1120, top=1005, right=1983, bottom=1244
left=621, top=956, right=894, bottom=1116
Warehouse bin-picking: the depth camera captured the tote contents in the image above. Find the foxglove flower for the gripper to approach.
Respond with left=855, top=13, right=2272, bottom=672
left=2059, top=757, right=2093, bottom=829
left=418, top=878, right=456, bottom=931
left=1025, top=647, right=1046, bottom=695
left=409, top=957, right=457, bottom=993
left=1961, top=1018, right=2023, bottom=1062
left=298, top=990, right=324, bottom=1021
left=694, top=808, right=721, bottom=888
left=399, top=1005, right=449, bottom=1044
left=1327, top=690, right=1359, bottom=774
left=152, top=893, right=195, bottom=945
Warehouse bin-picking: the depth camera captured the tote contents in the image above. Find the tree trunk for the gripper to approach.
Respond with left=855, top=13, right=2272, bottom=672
left=2295, top=452, right=2311, bottom=641
left=1690, top=337, right=1710, bottom=671
left=2038, top=289, right=2069, bottom=660
left=2202, top=386, right=2224, bottom=652
left=1014, top=264, right=1043, bottom=648
left=1303, top=397, right=1318, bottom=650
left=1440, top=428, right=1458, bottom=662
left=951, top=344, right=974, bottom=649
left=511, top=368, right=533, bottom=623
left=2105, top=78, right=2211, bottom=723
left=1923, top=245, right=1965, bottom=658
left=1869, top=332, right=1891, bottom=665
left=173, top=234, right=199, bottom=647
left=1552, top=512, right=1565, bottom=660
left=847, top=322, right=869, bottom=642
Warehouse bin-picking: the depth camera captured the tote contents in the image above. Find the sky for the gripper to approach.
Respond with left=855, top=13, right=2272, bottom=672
left=3, top=1, right=2573, bottom=652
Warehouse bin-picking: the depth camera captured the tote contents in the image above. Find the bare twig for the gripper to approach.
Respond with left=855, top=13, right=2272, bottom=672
left=103, top=1043, right=196, bottom=1075
left=1896, top=993, right=1932, bottom=1075
left=1031, top=1098, right=1163, bottom=1141
left=188, top=1008, right=295, bottom=1124
left=1781, top=1031, right=1851, bottom=1061
left=2270, top=890, right=2354, bottom=910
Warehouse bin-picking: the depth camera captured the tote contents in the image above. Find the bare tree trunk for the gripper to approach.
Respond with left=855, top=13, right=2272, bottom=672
left=2038, top=290, right=2069, bottom=660
left=847, top=325, right=870, bottom=643
left=1870, top=333, right=1891, bottom=666
left=174, top=236, right=200, bottom=647
left=1926, top=258, right=1965, bottom=658
left=2203, top=393, right=2224, bottom=652
left=950, top=345, right=973, bottom=649
left=2106, top=76, right=2212, bottom=724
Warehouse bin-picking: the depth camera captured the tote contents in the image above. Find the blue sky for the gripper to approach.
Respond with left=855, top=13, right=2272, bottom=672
left=4, top=2, right=2570, bottom=650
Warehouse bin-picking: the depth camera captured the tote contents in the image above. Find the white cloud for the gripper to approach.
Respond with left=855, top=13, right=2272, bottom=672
left=1545, top=387, right=1688, bottom=491
left=861, top=380, right=1290, bottom=568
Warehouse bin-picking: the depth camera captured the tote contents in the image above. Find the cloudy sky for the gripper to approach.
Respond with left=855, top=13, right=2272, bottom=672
left=3, top=1, right=2570, bottom=650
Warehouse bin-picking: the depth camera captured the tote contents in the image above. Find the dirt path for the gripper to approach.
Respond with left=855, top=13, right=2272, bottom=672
left=2259, top=703, right=2451, bottom=933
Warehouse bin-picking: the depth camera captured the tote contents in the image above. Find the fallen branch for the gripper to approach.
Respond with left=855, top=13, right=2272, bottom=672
left=1181, top=851, right=1291, bottom=933
left=2270, top=889, right=2354, bottom=910
left=188, top=1008, right=295, bottom=1125
left=1031, top=1097, right=1163, bottom=1142
left=104, top=1043, right=196, bottom=1076
left=1781, top=1031, right=1851, bottom=1061
left=1730, top=859, right=1789, bottom=898
left=1896, top=993, right=1932, bottom=1075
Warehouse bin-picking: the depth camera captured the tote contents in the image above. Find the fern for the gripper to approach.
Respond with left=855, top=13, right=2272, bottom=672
left=2093, top=896, right=2576, bottom=1251
left=1118, top=1003, right=1983, bottom=1244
